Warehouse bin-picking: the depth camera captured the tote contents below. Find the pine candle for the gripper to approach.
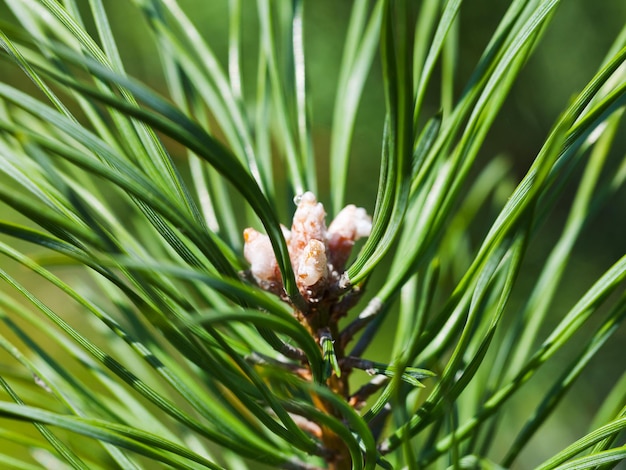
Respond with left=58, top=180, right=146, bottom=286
left=243, top=192, right=372, bottom=302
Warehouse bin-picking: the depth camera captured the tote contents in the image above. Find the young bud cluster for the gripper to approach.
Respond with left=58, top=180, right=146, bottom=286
left=243, top=192, right=372, bottom=301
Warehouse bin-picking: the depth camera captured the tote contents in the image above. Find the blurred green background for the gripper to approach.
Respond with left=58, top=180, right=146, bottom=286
left=1, top=1, right=625, bottom=468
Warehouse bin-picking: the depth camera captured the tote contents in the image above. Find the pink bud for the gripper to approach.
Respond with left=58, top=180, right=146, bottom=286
left=289, top=192, right=327, bottom=263
left=243, top=228, right=279, bottom=287
left=327, top=205, right=372, bottom=270
left=297, top=239, right=328, bottom=288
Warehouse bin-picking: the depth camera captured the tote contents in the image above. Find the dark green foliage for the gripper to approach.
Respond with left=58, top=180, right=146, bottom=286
left=0, top=1, right=624, bottom=469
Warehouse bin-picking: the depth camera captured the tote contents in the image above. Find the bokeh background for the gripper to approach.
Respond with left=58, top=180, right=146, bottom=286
left=1, top=1, right=625, bottom=468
